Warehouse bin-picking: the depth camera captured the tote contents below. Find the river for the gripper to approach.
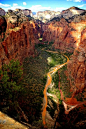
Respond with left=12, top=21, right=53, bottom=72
left=42, top=50, right=69, bottom=126
left=42, top=50, right=86, bottom=127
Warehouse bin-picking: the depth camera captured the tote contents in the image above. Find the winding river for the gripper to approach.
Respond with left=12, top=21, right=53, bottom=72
left=42, top=50, right=86, bottom=127
left=42, top=50, right=69, bottom=126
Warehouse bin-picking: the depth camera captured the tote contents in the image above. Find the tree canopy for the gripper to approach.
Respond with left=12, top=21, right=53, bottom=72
left=0, top=59, right=23, bottom=104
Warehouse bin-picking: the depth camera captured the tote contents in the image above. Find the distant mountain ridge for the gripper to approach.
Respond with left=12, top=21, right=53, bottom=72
left=68, top=6, right=85, bottom=10
left=60, top=6, right=85, bottom=19
left=0, top=6, right=85, bottom=22
left=32, top=6, right=85, bottom=22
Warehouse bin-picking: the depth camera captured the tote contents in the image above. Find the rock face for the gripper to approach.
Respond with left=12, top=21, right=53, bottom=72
left=0, top=16, right=7, bottom=41
left=0, top=8, right=43, bottom=68
left=0, top=111, right=28, bottom=129
left=0, top=20, right=40, bottom=68
left=42, top=10, right=86, bottom=52
left=0, top=8, right=5, bottom=16
left=67, top=28, right=86, bottom=97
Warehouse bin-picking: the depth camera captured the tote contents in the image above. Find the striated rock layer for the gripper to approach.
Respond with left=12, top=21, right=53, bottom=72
left=67, top=28, right=86, bottom=98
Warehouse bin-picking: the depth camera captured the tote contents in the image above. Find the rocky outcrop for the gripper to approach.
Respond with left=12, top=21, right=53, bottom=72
left=23, top=9, right=33, bottom=17
left=5, top=9, right=29, bottom=30
left=0, top=111, right=28, bottom=129
left=0, top=8, right=5, bottom=16
left=67, top=28, right=86, bottom=98
left=0, top=21, right=39, bottom=68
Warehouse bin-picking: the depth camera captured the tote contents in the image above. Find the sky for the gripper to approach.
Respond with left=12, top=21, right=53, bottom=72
left=0, top=0, right=86, bottom=12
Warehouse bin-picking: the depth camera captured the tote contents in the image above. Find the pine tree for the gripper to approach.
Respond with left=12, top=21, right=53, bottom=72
left=0, top=59, right=23, bottom=105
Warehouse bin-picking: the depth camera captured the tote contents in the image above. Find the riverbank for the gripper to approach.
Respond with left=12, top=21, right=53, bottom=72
left=23, top=47, right=67, bottom=127
left=42, top=50, right=70, bottom=128
left=42, top=49, right=86, bottom=129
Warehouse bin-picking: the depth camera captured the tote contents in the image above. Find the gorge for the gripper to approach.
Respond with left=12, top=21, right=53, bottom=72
left=0, top=6, right=86, bottom=129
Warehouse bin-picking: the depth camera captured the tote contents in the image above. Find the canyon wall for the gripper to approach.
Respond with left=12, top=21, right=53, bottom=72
left=67, top=28, right=86, bottom=98
left=0, top=19, right=40, bottom=68
left=0, top=8, right=44, bottom=68
left=42, top=12, right=86, bottom=52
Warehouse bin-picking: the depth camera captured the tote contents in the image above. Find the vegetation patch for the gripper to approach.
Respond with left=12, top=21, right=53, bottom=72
left=46, top=51, right=67, bottom=68
left=58, top=65, right=71, bottom=99
left=23, top=48, right=52, bottom=123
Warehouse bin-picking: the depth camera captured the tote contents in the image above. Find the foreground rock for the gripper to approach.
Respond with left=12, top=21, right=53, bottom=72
left=0, top=111, right=28, bottom=129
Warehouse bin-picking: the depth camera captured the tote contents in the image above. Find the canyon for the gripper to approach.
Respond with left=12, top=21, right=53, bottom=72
left=0, top=9, right=42, bottom=68
left=0, top=6, right=86, bottom=128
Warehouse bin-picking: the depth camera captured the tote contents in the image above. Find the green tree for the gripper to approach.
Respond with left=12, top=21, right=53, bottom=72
left=0, top=60, right=29, bottom=122
left=0, top=59, right=23, bottom=105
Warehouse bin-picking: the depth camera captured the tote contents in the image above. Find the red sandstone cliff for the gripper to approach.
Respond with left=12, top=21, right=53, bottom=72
left=67, top=28, right=86, bottom=99
left=0, top=21, right=39, bottom=68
